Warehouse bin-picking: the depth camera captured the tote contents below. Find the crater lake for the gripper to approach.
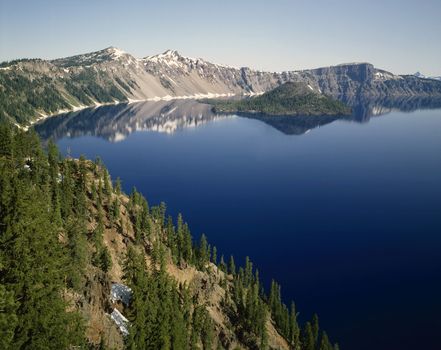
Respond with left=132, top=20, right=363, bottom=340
left=35, top=97, right=441, bottom=350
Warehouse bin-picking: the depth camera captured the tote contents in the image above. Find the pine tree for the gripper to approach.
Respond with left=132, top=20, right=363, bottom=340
left=103, top=168, right=112, bottom=197
left=312, top=313, right=320, bottom=345
left=170, top=290, right=187, bottom=349
left=91, top=181, right=97, bottom=202
left=228, top=255, right=236, bottom=275
left=182, top=223, right=193, bottom=263
left=176, top=213, right=184, bottom=262
left=99, top=246, right=112, bottom=273
left=1, top=160, right=85, bottom=349
left=201, top=308, right=214, bottom=350
left=198, top=233, right=209, bottom=269
left=219, top=254, right=226, bottom=272
left=60, top=159, right=74, bottom=220
left=212, top=246, right=217, bottom=265
left=260, top=323, right=269, bottom=350
left=318, top=331, right=332, bottom=350
left=114, top=176, right=122, bottom=195
left=302, top=322, right=315, bottom=350
left=0, top=281, right=17, bottom=349
left=66, top=217, right=88, bottom=290
left=289, top=302, right=301, bottom=349
left=0, top=124, right=13, bottom=157
left=124, top=247, right=149, bottom=349
left=244, top=256, right=253, bottom=286
left=47, top=139, right=62, bottom=227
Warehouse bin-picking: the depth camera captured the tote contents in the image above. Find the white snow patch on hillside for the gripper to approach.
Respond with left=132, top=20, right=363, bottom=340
left=110, top=309, right=129, bottom=336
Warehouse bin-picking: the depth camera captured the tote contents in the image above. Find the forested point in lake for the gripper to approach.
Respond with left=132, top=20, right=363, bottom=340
left=206, top=82, right=352, bottom=117
left=0, top=124, right=339, bottom=350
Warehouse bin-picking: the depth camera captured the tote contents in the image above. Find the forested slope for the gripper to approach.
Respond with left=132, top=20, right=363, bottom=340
left=0, top=125, right=338, bottom=350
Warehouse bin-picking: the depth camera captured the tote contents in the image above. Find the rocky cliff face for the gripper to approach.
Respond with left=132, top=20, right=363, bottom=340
left=292, top=63, right=441, bottom=97
left=1, top=47, right=441, bottom=125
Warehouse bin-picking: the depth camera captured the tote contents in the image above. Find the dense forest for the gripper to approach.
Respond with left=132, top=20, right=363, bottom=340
left=207, top=82, right=351, bottom=116
left=0, top=63, right=128, bottom=125
left=0, top=124, right=339, bottom=350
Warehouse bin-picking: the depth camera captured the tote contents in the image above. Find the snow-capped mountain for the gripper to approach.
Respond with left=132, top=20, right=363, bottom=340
left=1, top=47, right=441, bottom=125
left=414, top=72, right=441, bottom=81
left=51, top=47, right=137, bottom=67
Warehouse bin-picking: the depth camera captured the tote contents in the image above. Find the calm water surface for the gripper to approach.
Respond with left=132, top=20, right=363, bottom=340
left=35, top=99, right=441, bottom=350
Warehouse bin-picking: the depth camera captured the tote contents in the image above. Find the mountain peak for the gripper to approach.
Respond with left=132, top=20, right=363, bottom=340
left=162, top=49, right=180, bottom=57
left=145, top=49, right=182, bottom=61
left=51, top=46, right=133, bottom=67
left=102, top=46, right=128, bottom=58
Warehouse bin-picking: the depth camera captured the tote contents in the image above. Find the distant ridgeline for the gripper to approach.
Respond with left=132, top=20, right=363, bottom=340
left=1, top=47, right=441, bottom=125
left=205, top=82, right=352, bottom=116
left=0, top=124, right=339, bottom=349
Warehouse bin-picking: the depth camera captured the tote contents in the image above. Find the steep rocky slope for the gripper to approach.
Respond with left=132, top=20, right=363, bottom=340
left=56, top=159, right=293, bottom=349
left=1, top=47, right=441, bottom=125
left=73, top=174, right=268, bottom=349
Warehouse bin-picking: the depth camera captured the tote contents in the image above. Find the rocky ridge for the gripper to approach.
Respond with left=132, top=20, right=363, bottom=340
left=1, top=47, right=441, bottom=125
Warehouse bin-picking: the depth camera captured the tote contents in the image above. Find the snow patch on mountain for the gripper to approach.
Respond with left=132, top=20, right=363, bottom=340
left=414, top=72, right=441, bottom=81
left=110, top=309, right=129, bottom=336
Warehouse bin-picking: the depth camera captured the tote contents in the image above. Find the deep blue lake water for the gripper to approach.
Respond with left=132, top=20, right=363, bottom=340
left=35, top=99, right=441, bottom=350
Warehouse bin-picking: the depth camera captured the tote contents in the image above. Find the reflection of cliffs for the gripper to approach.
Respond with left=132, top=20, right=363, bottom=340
left=35, top=100, right=228, bottom=142
left=35, top=97, right=441, bottom=140
left=238, top=96, right=441, bottom=135
left=343, top=95, right=441, bottom=121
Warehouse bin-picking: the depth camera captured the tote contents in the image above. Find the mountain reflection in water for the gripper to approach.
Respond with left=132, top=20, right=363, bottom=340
left=34, top=96, right=441, bottom=140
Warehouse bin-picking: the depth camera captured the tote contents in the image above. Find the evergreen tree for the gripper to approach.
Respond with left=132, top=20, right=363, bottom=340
left=212, top=246, right=217, bottom=265
left=47, top=139, right=62, bottom=227
left=219, top=254, right=226, bottom=272
left=66, top=218, right=88, bottom=290
left=0, top=281, right=17, bottom=349
left=114, top=176, right=122, bottom=195
left=312, top=313, right=320, bottom=345
left=228, top=255, right=236, bottom=276
left=198, top=233, right=209, bottom=269
left=318, top=331, right=332, bottom=350
left=170, top=290, right=187, bottom=349
left=99, top=246, right=112, bottom=273
left=103, top=168, right=112, bottom=197
left=60, top=159, right=74, bottom=220
left=289, top=302, right=301, bottom=349
left=301, top=322, right=315, bottom=350
left=0, top=154, right=85, bottom=349
left=182, top=223, right=193, bottom=263
left=176, top=213, right=184, bottom=262
left=0, top=124, right=13, bottom=157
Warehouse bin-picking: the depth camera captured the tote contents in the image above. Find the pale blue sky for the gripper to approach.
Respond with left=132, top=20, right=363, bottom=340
left=1, top=0, right=440, bottom=75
